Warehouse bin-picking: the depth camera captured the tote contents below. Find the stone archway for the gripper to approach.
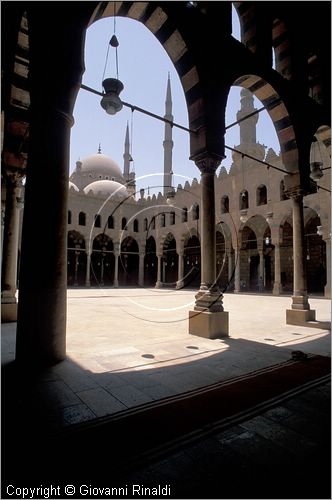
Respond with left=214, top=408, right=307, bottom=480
left=232, top=75, right=298, bottom=173
left=184, top=235, right=201, bottom=288
left=305, top=215, right=326, bottom=294
left=144, top=236, right=157, bottom=287
left=67, top=231, right=86, bottom=287
left=162, top=233, right=178, bottom=287
left=91, top=234, right=114, bottom=287
left=119, top=236, right=139, bottom=286
left=240, top=226, right=258, bottom=291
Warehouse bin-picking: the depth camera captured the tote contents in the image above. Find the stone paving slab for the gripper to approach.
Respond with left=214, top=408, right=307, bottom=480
left=1, top=289, right=330, bottom=429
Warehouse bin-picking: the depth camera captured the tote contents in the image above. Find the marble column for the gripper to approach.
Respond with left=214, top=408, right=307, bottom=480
left=155, top=253, right=162, bottom=288
left=15, top=11, right=87, bottom=366
left=258, top=245, right=264, bottom=284
left=234, top=247, right=241, bottom=293
left=273, top=243, right=282, bottom=295
left=74, top=249, right=80, bottom=287
left=189, top=154, right=229, bottom=338
left=85, top=251, right=91, bottom=287
left=176, top=250, right=184, bottom=289
left=286, top=191, right=315, bottom=324
left=323, top=236, right=331, bottom=299
left=1, top=171, right=22, bottom=322
left=138, top=252, right=145, bottom=287
left=227, top=250, right=233, bottom=287
left=113, top=249, right=119, bottom=288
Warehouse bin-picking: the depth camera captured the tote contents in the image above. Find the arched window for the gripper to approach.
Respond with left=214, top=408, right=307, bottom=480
left=192, top=204, right=199, bottom=220
left=122, top=217, right=127, bottom=230
left=94, top=214, right=101, bottom=228
left=221, top=195, right=229, bottom=214
left=170, top=212, right=175, bottom=225
left=256, top=185, right=267, bottom=206
left=68, top=210, right=72, bottom=224
left=144, top=218, right=148, bottom=231
left=240, top=190, right=249, bottom=210
left=182, top=207, right=188, bottom=223
left=108, top=215, right=114, bottom=229
left=78, top=212, right=86, bottom=226
left=133, top=219, right=139, bottom=232
left=160, top=213, right=165, bottom=227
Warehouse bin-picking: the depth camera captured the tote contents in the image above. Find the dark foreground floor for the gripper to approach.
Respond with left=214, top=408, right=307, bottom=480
left=2, top=372, right=331, bottom=500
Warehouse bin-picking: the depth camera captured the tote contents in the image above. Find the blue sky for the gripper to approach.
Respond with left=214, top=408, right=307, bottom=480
left=70, top=7, right=280, bottom=196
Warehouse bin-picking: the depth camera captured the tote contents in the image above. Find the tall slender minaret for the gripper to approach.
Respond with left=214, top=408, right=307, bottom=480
left=234, top=88, right=265, bottom=162
left=123, top=122, right=136, bottom=197
left=236, top=88, right=258, bottom=145
left=163, top=73, right=174, bottom=196
left=123, top=122, right=131, bottom=181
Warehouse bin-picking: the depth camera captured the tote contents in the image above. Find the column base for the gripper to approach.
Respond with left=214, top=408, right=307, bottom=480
left=324, top=285, right=331, bottom=299
left=286, top=308, right=316, bottom=326
left=189, top=310, right=229, bottom=339
left=155, top=281, right=163, bottom=289
left=273, top=282, right=283, bottom=295
left=176, top=279, right=184, bottom=290
left=113, top=281, right=119, bottom=288
left=1, top=301, right=18, bottom=322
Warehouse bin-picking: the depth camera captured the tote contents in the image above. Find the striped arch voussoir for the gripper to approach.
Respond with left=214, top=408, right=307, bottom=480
left=234, top=75, right=299, bottom=172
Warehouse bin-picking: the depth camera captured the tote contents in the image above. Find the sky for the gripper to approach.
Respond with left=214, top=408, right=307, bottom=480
left=70, top=5, right=280, bottom=197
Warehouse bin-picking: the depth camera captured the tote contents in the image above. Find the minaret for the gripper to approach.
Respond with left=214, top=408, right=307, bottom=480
left=236, top=88, right=258, bottom=145
left=123, top=122, right=131, bottom=181
left=123, top=122, right=136, bottom=197
left=234, top=88, right=265, bottom=162
left=163, top=73, right=174, bottom=196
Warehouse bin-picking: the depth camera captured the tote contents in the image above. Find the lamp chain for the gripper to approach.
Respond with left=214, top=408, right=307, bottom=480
left=114, top=6, right=119, bottom=80
left=101, top=2, right=119, bottom=84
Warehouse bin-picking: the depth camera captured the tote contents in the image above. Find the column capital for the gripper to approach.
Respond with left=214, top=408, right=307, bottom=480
left=257, top=241, right=264, bottom=252
left=3, top=167, right=25, bottom=186
left=284, top=186, right=306, bottom=200
left=283, top=173, right=313, bottom=200
left=191, top=152, right=223, bottom=175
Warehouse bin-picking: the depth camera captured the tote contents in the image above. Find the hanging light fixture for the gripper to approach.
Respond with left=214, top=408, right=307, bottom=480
left=240, top=209, right=248, bottom=223
left=266, top=211, right=273, bottom=224
left=309, top=137, right=324, bottom=181
left=100, top=4, right=124, bottom=116
left=101, top=78, right=124, bottom=115
left=166, top=169, right=175, bottom=205
left=317, top=225, right=323, bottom=236
left=265, top=236, right=271, bottom=245
left=310, top=161, right=323, bottom=181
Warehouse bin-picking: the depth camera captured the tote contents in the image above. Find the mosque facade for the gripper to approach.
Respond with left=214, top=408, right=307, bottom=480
left=66, top=81, right=331, bottom=297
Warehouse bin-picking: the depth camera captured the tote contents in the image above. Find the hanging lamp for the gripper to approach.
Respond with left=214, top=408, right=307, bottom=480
left=100, top=4, right=124, bottom=116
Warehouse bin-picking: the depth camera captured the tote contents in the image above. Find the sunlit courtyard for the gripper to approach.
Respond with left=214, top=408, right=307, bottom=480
left=3, top=290, right=330, bottom=423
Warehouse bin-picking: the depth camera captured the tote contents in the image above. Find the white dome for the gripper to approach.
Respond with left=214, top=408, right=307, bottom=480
left=81, top=153, right=123, bottom=181
left=69, top=181, right=79, bottom=192
left=83, top=180, right=128, bottom=198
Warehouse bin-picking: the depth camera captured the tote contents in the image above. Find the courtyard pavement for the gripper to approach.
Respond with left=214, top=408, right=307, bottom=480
left=1, top=289, right=331, bottom=499
left=1, top=289, right=330, bottom=427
